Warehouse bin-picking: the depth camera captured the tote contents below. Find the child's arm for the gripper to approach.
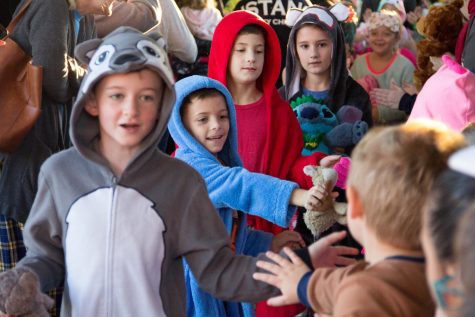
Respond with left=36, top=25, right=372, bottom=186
left=253, top=231, right=359, bottom=307
left=179, top=178, right=280, bottom=302
left=270, top=231, right=305, bottom=253
left=241, top=229, right=305, bottom=256
left=289, top=186, right=328, bottom=211
left=194, top=157, right=300, bottom=227
left=15, top=170, right=66, bottom=291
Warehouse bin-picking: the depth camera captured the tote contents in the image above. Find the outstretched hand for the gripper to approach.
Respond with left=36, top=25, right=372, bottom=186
left=308, top=231, right=359, bottom=268
left=271, top=231, right=305, bottom=253
left=253, top=247, right=311, bottom=306
left=319, top=155, right=341, bottom=168
left=304, top=183, right=328, bottom=211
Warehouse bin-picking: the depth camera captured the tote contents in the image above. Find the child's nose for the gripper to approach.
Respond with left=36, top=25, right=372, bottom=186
left=311, top=46, right=320, bottom=57
left=210, top=118, right=221, bottom=130
left=123, top=98, right=140, bottom=117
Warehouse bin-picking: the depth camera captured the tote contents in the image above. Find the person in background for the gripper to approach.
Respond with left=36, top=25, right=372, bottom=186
left=421, top=165, right=474, bottom=317
left=281, top=4, right=372, bottom=153
left=94, top=0, right=198, bottom=63
left=351, top=11, right=415, bottom=124
left=453, top=146, right=475, bottom=317
left=173, top=0, right=222, bottom=78
left=0, top=0, right=110, bottom=315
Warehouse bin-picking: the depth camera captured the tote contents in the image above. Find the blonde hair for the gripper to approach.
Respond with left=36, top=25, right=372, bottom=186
left=347, top=121, right=466, bottom=250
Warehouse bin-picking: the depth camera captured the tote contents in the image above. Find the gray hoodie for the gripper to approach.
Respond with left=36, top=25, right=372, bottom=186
left=17, top=27, right=274, bottom=317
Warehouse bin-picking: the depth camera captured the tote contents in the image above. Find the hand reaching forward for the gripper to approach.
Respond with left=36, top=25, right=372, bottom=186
left=290, top=183, right=332, bottom=211
left=271, top=230, right=305, bottom=253
left=254, top=232, right=359, bottom=307
left=319, top=155, right=341, bottom=168
left=308, top=231, right=359, bottom=268
left=253, top=247, right=311, bottom=306
left=304, top=183, right=329, bottom=211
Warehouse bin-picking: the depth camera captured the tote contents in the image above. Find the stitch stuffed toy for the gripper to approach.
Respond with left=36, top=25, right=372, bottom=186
left=290, top=95, right=368, bottom=155
left=414, top=0, right=465, bottom=90
left=0, top=267, right=53, bottom=316
left=302, top=165, right=347, bottom=237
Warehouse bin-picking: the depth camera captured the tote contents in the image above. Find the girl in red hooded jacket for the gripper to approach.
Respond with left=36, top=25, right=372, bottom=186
left=207, top=10, right=341, bottom=317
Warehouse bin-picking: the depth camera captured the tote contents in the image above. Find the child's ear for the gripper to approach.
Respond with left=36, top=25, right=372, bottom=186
left=347, top=185, right=364, bottom=219
left=84, top=96, right=99, bottom=117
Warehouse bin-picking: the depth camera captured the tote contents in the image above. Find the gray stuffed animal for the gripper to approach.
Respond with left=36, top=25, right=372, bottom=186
left=0, top=267, right=53, bottom=316
left=303, top=165, right=347, bottom=237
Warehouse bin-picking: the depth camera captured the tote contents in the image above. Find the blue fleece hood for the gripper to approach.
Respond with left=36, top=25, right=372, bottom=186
left=168, top=75, right=242, bottom=167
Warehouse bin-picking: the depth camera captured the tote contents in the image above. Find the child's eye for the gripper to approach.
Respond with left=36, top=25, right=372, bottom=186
left=220, top=114, right=229, bottom=120
left=318, top=43, right=327, bottom=48
left=140, top=95, right=156, bottom=102
left=299, top=44, right=309, bottom=49
left=110, top=93, right=124, bottom=100
left=235, top=49, right=245, bottom=53
left=256, top=50, right=264, bottom=54
left=197, top=117, right=208, bottom=123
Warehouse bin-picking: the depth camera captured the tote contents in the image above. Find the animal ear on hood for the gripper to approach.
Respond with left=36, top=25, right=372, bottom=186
left=144, top=29, right=167, bottom=51
left=330, top=2, right=350, bottom=22
left=286, top=8, right=304, bottom=27
left=74, top=38, right=103, bottom=66
left=286, top=4, right=349, bottom=28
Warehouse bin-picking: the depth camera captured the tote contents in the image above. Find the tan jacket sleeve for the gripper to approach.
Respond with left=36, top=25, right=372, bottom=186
left=307, top=261, right=368, bottom=316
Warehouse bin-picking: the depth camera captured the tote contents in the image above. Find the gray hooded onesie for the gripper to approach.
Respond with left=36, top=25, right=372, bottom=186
left=16, top=27, right=275, bottom=317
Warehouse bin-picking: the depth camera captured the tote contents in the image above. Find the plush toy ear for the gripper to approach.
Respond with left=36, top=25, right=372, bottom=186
left=303, top=165, right=317, bottom=177
left=286, top=8, right=304, bottom=27
left=74, top=38, right=103, bottom=65
left=330, top=2, right=350, bottom=22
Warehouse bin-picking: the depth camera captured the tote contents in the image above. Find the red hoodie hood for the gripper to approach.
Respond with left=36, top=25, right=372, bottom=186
left=208, top=10, right=281, bottom=101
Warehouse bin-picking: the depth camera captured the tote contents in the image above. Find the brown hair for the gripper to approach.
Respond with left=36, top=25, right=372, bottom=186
left=347, top=121, right=466, bottom=250
left=455, top=202, right=475, bottom=317
left=424, top=169, right=475, bottom=263
left=180, top=88, right=226, bottom=117
left=237, top=24, right=266, bottom=38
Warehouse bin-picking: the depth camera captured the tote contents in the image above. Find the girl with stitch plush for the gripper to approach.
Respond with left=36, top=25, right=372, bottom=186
left=279, top=6, right=367, bottom=276
left=281, top=4, right=372, bottom=155
left=351, top=10, right=415, bottom=124
left=168, top=75, right=349, bottom=317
